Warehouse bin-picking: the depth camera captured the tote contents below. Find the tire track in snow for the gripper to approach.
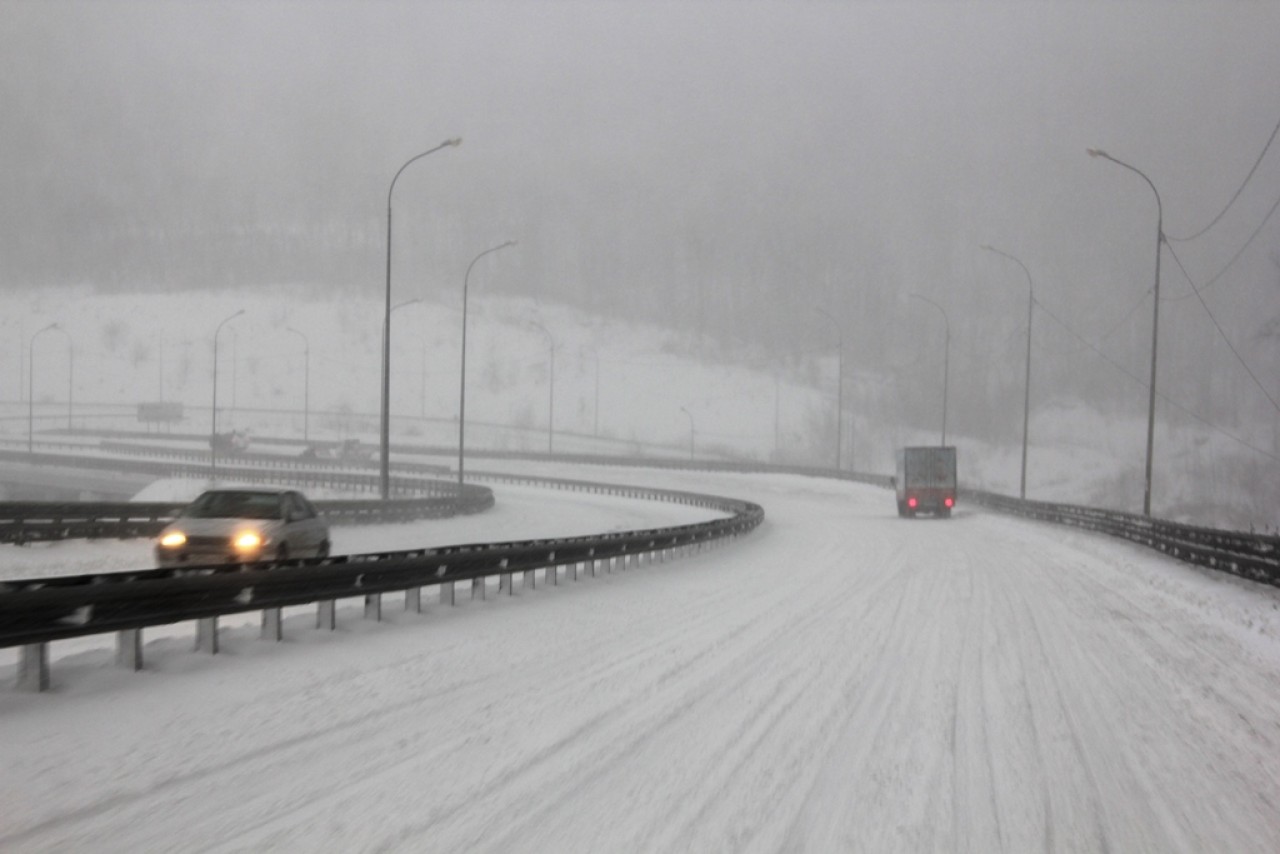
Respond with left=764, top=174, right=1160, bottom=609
left=396, top=534, right=919, bottom=852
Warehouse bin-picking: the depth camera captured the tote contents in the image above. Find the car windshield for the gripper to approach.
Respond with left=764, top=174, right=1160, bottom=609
left=182, top=491, right=284, bottom=520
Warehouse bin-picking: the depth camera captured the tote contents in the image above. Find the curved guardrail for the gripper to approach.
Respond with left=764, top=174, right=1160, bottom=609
left=2, top=474, right=762, bottom=691
left=0, top=490, right=496, bottom=545
left=966, top=488, right=1278, bottom=587
left=5, top=433, right=1276, bottom=693
left=0, top=446, right=489, bottom=545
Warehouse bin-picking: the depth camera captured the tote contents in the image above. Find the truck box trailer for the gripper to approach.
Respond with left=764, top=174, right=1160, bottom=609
left=894, top=446, right=957, bottom=518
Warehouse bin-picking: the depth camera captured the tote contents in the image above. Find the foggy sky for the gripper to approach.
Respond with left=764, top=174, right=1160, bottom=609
left=3, top=0, right=1278, bottom=452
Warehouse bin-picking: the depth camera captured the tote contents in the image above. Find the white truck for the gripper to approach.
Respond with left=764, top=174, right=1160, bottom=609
left=894, top=446, right=957, bottom=518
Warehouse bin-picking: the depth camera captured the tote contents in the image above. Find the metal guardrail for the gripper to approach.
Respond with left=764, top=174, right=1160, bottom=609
left=2, top=473, right=762, bottom=690
left=0, top=446, right=488, bottom=545
left=966, top=489, right=1279, bottom=588
left=5, top=434, right=1276, bottom=693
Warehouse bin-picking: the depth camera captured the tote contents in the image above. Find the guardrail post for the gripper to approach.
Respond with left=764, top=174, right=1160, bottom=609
left=499, top=573, right=513, bottom=594
left=317, top=600, right=336, bottom=630
left=405, top=587, right=421, bottom=613
left=261, top=609, right=283, bottom=642
left=547, top=551, right=558, bottom=585
left=364, top=594, right=382, bottom=621
left=116, top=629, right=143, bottom=671
left=195, top=617, right=218, bottom=654
left=17, top=643, right=50, bottom=691
left=524, top=568, right=537, bottom=589
left=472, top=577, right=486, bottom=601
left=440, top=581, right=455, bottom=606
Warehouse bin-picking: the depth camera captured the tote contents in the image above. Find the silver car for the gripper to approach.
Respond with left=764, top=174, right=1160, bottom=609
left=155, top=488, right=330, bottom=567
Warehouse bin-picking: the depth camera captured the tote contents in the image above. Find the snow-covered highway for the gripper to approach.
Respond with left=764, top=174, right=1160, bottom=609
left=2, top=469, right=1279, bottom=852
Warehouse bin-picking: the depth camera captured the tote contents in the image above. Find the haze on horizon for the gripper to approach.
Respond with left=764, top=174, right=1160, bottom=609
left=2, top=0, right=1278, bottom=493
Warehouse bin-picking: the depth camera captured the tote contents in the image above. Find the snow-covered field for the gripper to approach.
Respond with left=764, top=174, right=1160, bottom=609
left=2, top=466, right=1278, bottom=852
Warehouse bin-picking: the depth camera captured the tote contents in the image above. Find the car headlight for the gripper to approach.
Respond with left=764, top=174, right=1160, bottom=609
left=233, top=531, right=265, bottom=552
left=159, top=531, right=187, bottom=548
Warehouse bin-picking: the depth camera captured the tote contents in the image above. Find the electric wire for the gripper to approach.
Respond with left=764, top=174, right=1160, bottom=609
left=1164, top=240, right=1280, bottom=413
left=1030, top=296, right=1280, bottom=463
left=1167, top=113, right=1280, bottom=242
left=1163, top=188, right=1280, bottom=299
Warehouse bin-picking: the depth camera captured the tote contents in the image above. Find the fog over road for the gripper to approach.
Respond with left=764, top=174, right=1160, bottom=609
left=2, top=470, right=1278, bottom=852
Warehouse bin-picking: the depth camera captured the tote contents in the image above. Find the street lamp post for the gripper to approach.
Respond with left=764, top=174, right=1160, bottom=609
left=458, top=241, right=517, bottom=492
left=379, top=297, right=425, bottom=455
left=593, top=351, right=600, bottom=438
left=981, top=244, right=1034, bottom=500
left=679, top=406, right=695, bottom=460
left=909, top=293, right=950, bottom=446
left=381, top=138, right=461, bottom=501
left=286, top=326, right=310, bottom=443
left=1088, top=148, right=1164, bottom=517
left=528, top=320, right=555, bottom=454
left=813, top=308, right=845, bottom=470
left=27, top=323, right=58, bottom=452
left=211, top=309, right=245, bottom=477
left=48, top=325, right=73, bottom=431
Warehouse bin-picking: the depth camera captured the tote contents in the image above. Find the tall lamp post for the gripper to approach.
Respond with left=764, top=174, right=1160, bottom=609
left=380, top=138, right=461, bottom=501
left=813, top=308, right=845, bottom=470
left=981, top=244, right=1034, bottom=499
left=908, top=293, right=950, bottom=446
left=286, top=326, right=309, bottom=443
left=593, top=351, right=601, bottom=438
left=679, top=406, right=695, bottom=460
left=528, top=320, right=555, bottom=454
left=458, top=241, right=517, bottom=492
left=380, top=297, right=424, bottom=456
left=47, top=325, right=73, bottom=431
left=1088, top=148, right=1164, bottom=517
left=27, top=322, right=59, bottom=452
left=211, top=309, right=245, bottom=477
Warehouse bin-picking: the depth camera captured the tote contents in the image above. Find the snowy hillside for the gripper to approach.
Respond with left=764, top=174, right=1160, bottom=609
left=2, top=286, right=1275, bottom=531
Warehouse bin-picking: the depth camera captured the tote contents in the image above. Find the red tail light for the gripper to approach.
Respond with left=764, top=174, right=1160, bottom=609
left=944, top=497, right=954, bottom=508
left=907, top=497, right=918, bottom=509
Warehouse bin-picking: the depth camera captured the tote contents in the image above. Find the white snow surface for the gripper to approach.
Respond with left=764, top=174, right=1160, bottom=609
left=2, top=466, right=1280, bottom=852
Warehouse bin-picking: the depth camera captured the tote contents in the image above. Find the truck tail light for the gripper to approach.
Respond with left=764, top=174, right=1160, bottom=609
left=944, top=497, right=954, bottom=508
left=907, top=497, right=918, bottom=509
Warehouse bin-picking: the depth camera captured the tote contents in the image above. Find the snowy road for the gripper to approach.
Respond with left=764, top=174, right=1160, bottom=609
left=2, top=469, right=1279, bottom=852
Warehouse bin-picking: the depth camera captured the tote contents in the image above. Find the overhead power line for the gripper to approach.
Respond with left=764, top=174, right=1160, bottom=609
left=1030, top=296, right=1280, bottom=463
left=1168, top=113, right=1280, bottom=243
left=1165, top=188, right=1280, bottom=299
left=1164, top=241, right=1280, bottom=413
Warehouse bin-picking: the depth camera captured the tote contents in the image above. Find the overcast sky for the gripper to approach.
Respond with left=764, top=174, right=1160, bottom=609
left=3, top=0, right=1278, bottom=444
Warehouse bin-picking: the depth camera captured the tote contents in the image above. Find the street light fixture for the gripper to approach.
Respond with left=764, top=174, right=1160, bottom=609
left=211, top=309, right=245, bottom=477
left=528, top=320, right=555, bottom=454
left=813, top=308, right=845, bottom=470
left=908, top=293, right=950, bottom=446
left=27, top=322, right=59, bottom=452
left=286, top=326, right=310, bottom=443
left=981, top=244, right=1034, bottom=500
left=679, top=406, right=695, bottom=460
left=380, top=138, right=461, bottom=501
left=1088, top=147, right=1164, bottom=517
left=457, top=241, right=517, bottom=492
